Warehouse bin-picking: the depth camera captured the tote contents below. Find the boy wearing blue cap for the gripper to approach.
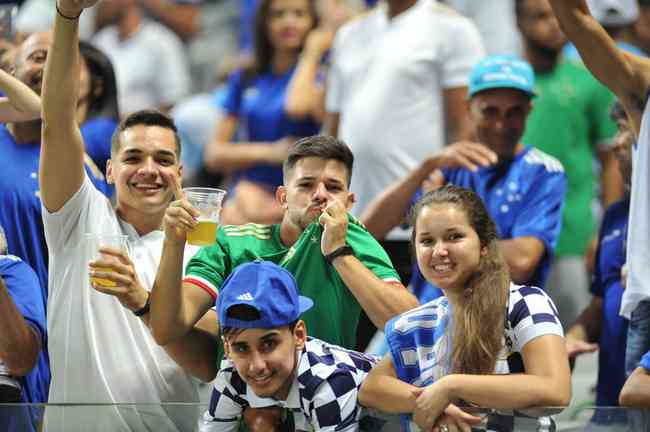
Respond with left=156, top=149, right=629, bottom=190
left=362, top=54, right=566, bottom=304
left=201, top=260, right=383, bottom=432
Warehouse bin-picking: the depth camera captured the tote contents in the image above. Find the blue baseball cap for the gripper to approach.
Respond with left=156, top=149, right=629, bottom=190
left=468, top=55, right=536, bottom=98
left=217, top=260, right=313, bottom=329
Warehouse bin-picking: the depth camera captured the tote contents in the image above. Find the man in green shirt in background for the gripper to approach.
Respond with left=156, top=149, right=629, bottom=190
left=515, top=0, right=622, bottom=327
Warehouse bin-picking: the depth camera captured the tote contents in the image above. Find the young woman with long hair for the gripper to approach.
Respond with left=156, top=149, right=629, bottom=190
left=203, top=0, right=331, bottom=225
left=359, top=185, right=571, bottom=431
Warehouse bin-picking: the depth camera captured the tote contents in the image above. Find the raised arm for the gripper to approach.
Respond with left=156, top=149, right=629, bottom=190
left=284, top=28, right=333, bottom=122
left=0, top=69, right=41, bottom=123
left=0, top=276, right=41, bottom=377
left=149, top=175, right=217, bottom=345
left=320, top=199, right=419, bottom=329
left=548, top=0, right=650, bottom=131
left=40, top=0, right=97, bottom=212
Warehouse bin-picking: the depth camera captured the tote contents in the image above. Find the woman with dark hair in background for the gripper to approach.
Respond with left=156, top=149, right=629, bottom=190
left=359, top=185, right=571, bottom=432
left=78, top=40, right=120, bottom=177
left=203, top=0, right=331, bottom=225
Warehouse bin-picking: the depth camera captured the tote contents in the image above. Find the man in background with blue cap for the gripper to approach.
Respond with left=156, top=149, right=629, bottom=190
left=362, top=55, right=567, bottom=308
left=200, top=260, right=391, bottom=431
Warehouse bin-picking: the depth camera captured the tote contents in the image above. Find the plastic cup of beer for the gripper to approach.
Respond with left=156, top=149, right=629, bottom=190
left=183, top=187, right=226, bottom=246
left=85, top=233, right=129, bottom=287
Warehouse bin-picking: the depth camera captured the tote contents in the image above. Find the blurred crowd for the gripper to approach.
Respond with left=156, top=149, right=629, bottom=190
left=2, top=0, right=650, bottom=431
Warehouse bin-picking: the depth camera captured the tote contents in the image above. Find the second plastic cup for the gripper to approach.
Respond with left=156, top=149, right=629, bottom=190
left=183, top=187, right=227, bottom=246
left=85, top=233, right=129, bottom=287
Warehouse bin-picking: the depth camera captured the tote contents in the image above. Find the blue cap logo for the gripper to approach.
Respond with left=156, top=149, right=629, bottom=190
left=217, top=261, right=314, bottom=329
left=468, top=55, right=536, bottom=98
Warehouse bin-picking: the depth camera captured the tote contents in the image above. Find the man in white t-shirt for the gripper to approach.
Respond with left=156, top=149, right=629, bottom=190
left=548, top=0, right=650, bottom=430
left=325, top=0, right=484, bottom=236
left=92, top=0, right=191, bottom=114
left=40, top=1, right=217, bottom=431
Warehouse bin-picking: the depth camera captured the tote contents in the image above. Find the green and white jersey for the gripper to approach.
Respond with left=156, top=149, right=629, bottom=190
left=184, top=214, right=401, bottom=349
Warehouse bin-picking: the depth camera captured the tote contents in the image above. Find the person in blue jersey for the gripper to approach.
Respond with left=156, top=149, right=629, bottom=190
left=203, top=0, right=329, bottom=225
left=359, top=185, right=571, bottom=432
left=564, top=101, right=633, bottom=431
left=362, top=55, right=566, bottom=302
left=0, top=226, right=49, bottom=432
left=0, top=31, right=110, bottom=302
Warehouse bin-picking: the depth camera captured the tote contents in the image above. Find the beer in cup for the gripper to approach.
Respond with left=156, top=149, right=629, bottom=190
left=183, top=187, right=226, bottom=246
left=85, top=233, right=129, bottom=287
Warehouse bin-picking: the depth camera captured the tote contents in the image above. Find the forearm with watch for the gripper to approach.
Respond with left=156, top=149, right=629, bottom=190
left=328, top=245, right=418, bottom=329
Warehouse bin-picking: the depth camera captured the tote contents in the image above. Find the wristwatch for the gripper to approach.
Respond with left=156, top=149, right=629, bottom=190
left=324, top=244, right=354, bottom=264
left=133, top=293, right=151, bottom=317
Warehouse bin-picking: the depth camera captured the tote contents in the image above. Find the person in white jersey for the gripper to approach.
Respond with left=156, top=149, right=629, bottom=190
left=39, top=1, right=218, bottom=431
left=549, top=1, right=650, bottom=430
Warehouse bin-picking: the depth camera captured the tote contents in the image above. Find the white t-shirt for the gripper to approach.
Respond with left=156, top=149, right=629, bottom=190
left=444, top=0, right=521, bottom=56
left=43, top=176, right=200, bottom=432
left=326, top=0, right=484, bottom=239
left=621, top=98, right=650, bottom=318
left=93, top=20, right=191, bottom=115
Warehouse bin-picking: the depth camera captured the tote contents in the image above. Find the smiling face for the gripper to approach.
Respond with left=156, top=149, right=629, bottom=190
left=267, top=0, right=315, bottom=53
left=107, top=125, right=181, bottom=221
left=469, top=88, right=531, bottom=159
left=224, top=322, right=306, bottom=400
left=414, top=204, right=485, bottom=294
left=278, top=157, right=354, bottom=231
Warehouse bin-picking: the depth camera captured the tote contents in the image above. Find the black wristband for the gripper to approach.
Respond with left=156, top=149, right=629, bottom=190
left=56, top=3, right=82, bottom=20
left=324, top=245, right=354, bottom=264
left=133, top=293, right=151, bottom=317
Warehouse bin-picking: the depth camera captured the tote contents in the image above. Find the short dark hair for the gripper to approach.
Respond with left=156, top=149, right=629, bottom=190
left=282, top=135, right=354, bottom=186
left=222, top=304, right=298, bottom=339
left=110, top=109, right=181, bottom=158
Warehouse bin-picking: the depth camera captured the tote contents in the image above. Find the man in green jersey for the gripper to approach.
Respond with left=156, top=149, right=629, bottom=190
left=150, top=135, right=418, bottom=353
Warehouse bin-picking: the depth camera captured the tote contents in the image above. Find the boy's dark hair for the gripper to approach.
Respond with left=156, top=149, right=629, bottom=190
left=282, top=135, right=354, bottom=186
left=222, top=304, right=298, bottom=339
left=110, top=110, right=182, bottom=158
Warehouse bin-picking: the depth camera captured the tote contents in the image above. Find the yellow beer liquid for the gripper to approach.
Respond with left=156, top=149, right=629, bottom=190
left=187, top=220, right=218, bottom=246
left=90, top=267, right=116, bottom=287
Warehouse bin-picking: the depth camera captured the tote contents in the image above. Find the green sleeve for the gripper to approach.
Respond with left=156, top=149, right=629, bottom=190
left=346, top=215, right=402, bottom=284
left=184, top=227, right=231, bottom=296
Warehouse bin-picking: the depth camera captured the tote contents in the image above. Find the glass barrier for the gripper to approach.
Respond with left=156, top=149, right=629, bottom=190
left=0, top=403, right=648, bottom=431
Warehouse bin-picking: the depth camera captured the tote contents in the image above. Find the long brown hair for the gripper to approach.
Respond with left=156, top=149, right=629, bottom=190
left=244, top=0, right=319, bottom=79
left=410, top=185, right=510, bottom=375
